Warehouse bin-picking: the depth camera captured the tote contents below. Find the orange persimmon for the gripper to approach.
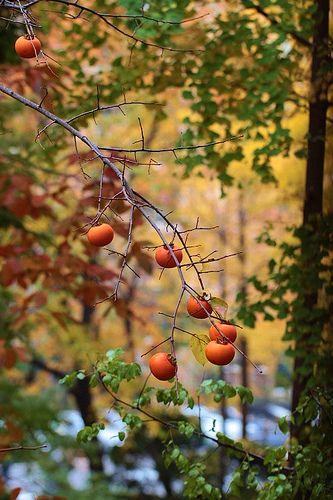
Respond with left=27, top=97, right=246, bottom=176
left=15, top=36, right=41, bottom=58
left=205, top=341, right=235, bottom=365
left=209, top=323, right=237, bottom=343
left=87, top=224, right=114, bottom=247
left=149, top=353, right=177, bottom=381
left=187, top=296, right=212, bottom=319
left=155, top=244, right=183, bottom=268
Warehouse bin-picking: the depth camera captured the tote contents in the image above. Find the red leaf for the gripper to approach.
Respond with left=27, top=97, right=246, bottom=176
left=4, top=349, right=17, bottom=370
left=10, top=487, right=21, bottom=500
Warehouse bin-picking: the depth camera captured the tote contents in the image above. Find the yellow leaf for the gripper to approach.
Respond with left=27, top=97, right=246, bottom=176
left=190, top=334, right=210, bottom=365
left=210, top=297, right=228, bottom=319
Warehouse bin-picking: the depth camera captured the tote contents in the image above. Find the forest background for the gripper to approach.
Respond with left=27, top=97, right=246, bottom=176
left=0, top=0, right=332, bottom=499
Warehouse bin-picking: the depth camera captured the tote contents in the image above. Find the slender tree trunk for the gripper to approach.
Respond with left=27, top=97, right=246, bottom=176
left=71, top=377, right=104, bottom=473
left=291, top=0, right=329, bottom=442
left=70, top=302, right=104, bottom=473
left=219, top=227, right=228, bottom=488
left=240, top=337, right=248, bottom=439
left=238, top=189, right=248, bottom=439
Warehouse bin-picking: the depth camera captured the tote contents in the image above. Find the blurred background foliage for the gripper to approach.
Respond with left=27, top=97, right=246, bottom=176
left=0, top=0, right=332, bottom=498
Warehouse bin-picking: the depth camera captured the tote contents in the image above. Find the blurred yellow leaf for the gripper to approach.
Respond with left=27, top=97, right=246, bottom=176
left=210, top=297, right=229, bottom=319
left=190, top=334, right=210, bottom=365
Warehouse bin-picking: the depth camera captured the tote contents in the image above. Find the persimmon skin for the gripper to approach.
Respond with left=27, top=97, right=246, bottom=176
left=209, top=323, right=237, bottom=343
left=155, top=244, right=183, bottom=268
left=187, top=296, right=212, bottom=319
left=87, top=223, right=114, bottom=247
left=149, top=352, right=177, bottom=381
left=15, top=36, right=41, bottom=58
left=205, top=341, right=235, bottom=366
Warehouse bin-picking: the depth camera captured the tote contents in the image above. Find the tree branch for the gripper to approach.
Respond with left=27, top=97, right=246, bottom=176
left=0, top=444, right=47, bottom=452
left=3, top=0, right=203, bottom=53
left=97, top=371, right=293, bottom=473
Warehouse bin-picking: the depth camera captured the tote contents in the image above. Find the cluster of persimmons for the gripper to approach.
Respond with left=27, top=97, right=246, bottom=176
left=86, top=224, right=237, bottom=382
left=14, top=33, right=238, bottom=383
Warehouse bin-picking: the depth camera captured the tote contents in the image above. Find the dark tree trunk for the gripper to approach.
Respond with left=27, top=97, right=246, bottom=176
left=291, top=0, right=329, bottom=442
left=71, top=374, right=104, bottom=473
left=240, top=337, right=248, bottom=439
left=72, top=302, right=104, bottom=473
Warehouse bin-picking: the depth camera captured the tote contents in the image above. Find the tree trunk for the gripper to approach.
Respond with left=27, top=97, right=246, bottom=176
left=72, top=302, right=104, bottom=473
left=71, top=374, right=104, bottom=473
left=291, top=0, right=329, bottom=442
left=218, top=227, right=228, bottom=488
left=238, top=189, right=248, bottom=439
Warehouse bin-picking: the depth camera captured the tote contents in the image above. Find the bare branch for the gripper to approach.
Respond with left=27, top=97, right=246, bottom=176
left=100, top=135, right=244, bottom=154
left=7, top=0, right=203, bottom=53
left=37, top=100, right=163, bottom=137
left=96, top=370, right=293, bottom=472
left=0, top=444, right=47, bottom=452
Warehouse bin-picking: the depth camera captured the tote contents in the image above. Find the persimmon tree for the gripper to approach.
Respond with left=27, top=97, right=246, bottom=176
left=0, top=0, right=332, bottom=499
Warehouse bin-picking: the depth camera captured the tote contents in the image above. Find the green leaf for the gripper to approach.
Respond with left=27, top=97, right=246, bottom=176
left=118, top=431, right=126, bottom=442
left=77, top=422, right=105, bottom=443
left=89, top=373, right=98, bottom=388
left=236, top=386, right=254, bottom=404
left=278, top=417, right=289, bottom=434
left=190, top=334, right=210, bottom=365
left=59, top=370, right=83, bottom=388
left=178, top=421, right=195, bottom=439
left=216, top=432, right=235, bottom=446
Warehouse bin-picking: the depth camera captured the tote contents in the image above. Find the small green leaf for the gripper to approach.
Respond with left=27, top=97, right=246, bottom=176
left=118, top=431, right=126, bottom=442
left=237, top=386, right=254, bottom=404
left=89, top=373, right=98, bottom=388
left=59, top=371, right=81, bottom=388
left=278, top=416, right=289, bottom=434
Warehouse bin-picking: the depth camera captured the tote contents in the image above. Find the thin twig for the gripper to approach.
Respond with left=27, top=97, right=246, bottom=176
left=100, top=135, right=244, bottom=154
left=0, top=444, right=47, bottom=452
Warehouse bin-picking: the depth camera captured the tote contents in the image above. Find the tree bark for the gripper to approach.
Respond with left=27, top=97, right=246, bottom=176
left=73, top=303, right=104, bottom=473
left=291, top=0, right=329, bottom=442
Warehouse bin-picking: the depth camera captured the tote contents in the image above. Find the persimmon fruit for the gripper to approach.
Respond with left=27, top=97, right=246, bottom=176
left=87, top=223, right=114, bottom=247
left=209, top=322, right=237, bottom=343
left=187, top=296, right=212, bottom=319
left=155, top=244, right=183, bottom=268
left=205, top=341, right=235, bottom=365
left=15, top=36, right=41, bottom=58
left=149, top=352, right=177, bottom=381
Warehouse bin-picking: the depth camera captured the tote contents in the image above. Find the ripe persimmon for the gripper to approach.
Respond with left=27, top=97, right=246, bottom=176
left=149, top=352, right=177, bottom=381
left=155, top=244, right=183, bottom=268
left=205, top=341, right=235, bottom=365
left=209, top=322, right=237, bottom=343
left=87, top=223, right=114, bottom=247
left=15, top=36, right=41, bottom=59
left=187, top=296, right=212, bottom=319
